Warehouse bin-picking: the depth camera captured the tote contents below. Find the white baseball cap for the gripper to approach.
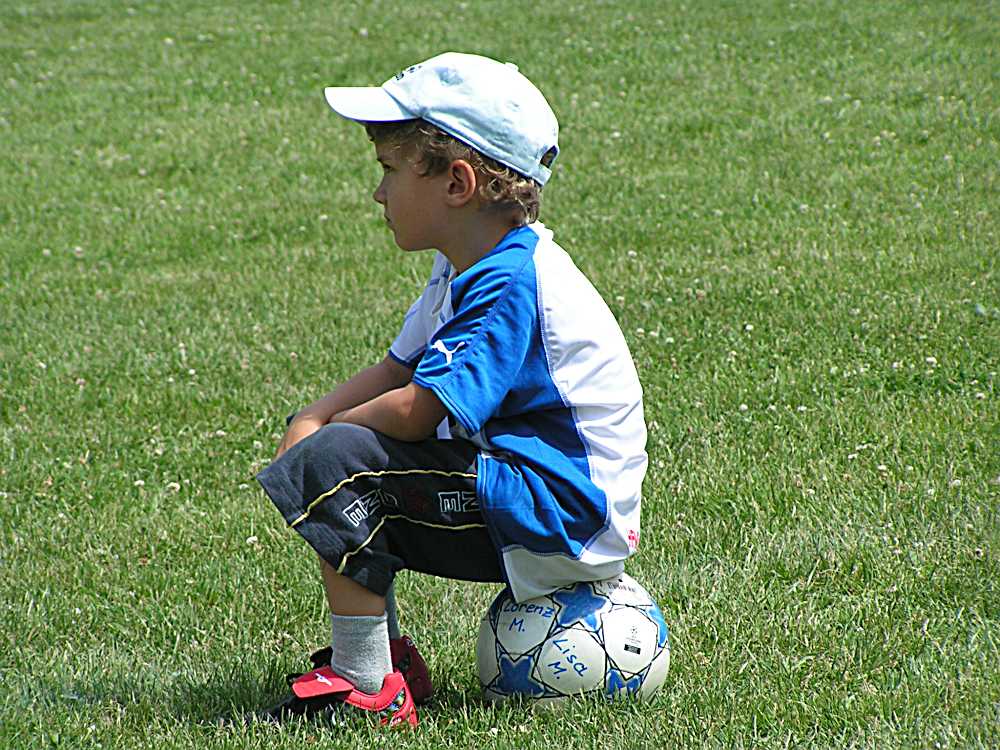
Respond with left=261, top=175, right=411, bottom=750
left=323, top=52, right=559, bottom=186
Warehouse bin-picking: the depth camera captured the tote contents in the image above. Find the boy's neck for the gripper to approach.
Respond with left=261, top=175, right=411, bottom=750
left=438, top=215, right=520, bottom=275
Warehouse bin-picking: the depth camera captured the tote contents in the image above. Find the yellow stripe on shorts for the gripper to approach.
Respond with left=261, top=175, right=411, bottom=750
left=335, top=514, right=488, bottom=575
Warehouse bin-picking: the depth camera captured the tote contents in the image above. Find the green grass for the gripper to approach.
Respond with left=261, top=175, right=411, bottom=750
left=1, top=0, right=998, bottom=747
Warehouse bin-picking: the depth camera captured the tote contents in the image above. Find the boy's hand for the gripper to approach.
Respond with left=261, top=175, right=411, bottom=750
left=275, top=415, right=326, bottom=459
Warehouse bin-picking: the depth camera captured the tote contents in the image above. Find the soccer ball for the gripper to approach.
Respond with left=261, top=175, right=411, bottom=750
left=476, top=573, right=670, bottom=702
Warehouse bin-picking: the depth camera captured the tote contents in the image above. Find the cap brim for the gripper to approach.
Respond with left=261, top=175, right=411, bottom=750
left=323, top=87, right=414, bottom=122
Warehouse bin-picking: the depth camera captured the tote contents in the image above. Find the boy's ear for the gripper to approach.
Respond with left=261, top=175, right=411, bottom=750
left=443, top=159, right=478, bottom=207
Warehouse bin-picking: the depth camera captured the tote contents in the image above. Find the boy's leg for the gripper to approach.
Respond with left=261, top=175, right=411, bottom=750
left=256, top=422, right=503, bottom=703
left=257, top=421, right=504, bottom=593
left=321, top=559, right=385, bottom=616
left=320, top=559, right=392, bottom=694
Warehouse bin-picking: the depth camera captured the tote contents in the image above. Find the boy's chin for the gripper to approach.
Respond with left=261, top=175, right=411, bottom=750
left=393, top=239, right=434, bottom=253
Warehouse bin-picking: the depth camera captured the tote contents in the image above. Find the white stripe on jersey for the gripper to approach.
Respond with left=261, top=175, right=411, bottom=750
left=500, top=224, right=647, bottom=600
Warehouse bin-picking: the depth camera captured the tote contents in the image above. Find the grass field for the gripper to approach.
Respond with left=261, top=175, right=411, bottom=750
left=2, top=0, right=998, bottom=747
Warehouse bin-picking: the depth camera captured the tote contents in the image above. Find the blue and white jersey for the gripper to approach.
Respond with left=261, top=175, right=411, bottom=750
left=389, top=223, right=647, bottom=602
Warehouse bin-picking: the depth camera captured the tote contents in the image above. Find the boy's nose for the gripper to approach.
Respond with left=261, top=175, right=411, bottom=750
left=373, top=182, right=386, bottom=205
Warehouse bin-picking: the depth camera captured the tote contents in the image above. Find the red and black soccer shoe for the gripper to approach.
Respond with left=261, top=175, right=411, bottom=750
left=259, top=666, right=417, bottom=728
left=307, top=635, right=433, bottom=705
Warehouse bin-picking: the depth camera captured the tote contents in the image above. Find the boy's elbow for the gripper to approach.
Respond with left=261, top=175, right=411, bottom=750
left=398, top=383, right=447, bottom=441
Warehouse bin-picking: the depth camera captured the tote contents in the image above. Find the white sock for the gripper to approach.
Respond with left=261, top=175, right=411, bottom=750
left=329, top=612, right=392, bottom=695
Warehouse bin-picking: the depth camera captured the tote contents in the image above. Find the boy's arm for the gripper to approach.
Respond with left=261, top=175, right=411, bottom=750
left=328, top=382, right=447, bottom=443
left=275, top=355, right=413, bottom=458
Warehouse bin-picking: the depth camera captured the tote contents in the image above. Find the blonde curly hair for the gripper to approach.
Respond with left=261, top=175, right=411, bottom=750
left=365, top=119, right=543, bottom=226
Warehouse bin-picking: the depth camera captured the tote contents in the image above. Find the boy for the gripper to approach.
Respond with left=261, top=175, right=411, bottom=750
left=255, top=52, right=647, bottom=727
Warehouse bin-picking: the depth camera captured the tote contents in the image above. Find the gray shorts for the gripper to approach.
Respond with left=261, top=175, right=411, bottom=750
left=256, top=422, right=505, bottom=596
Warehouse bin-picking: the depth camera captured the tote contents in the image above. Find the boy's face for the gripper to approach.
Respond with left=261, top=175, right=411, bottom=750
left=372, top=142, right=448, bottom=252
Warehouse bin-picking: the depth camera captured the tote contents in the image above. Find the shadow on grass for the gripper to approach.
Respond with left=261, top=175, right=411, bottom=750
left=17, top=655, right=538, bottom=733
left=162, top=663, right=496, bottom=728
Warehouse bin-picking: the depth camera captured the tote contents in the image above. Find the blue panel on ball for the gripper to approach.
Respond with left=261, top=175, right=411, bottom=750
left=646, top=603, right=670, bottom=648
left=496, top=654, right=546, bottom=697
left=606, top=668, right=643, bottom=697
left=552, top=584, right=606, bottom=630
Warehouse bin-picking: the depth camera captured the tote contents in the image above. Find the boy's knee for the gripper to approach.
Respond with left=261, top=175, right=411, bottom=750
left=300, top=421, right=385, bottom=472
left=320, top=421, right=371, bottom=439
left=307, top=421, right=375, bottom=451
left=332, top=422, right=386, bottom=454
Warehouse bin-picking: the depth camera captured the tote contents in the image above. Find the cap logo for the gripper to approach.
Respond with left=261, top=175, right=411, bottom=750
left=394, top=64, right=421, bottom=81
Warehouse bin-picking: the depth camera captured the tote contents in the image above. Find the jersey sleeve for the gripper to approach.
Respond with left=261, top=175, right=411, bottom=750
left=411, top=256, right=536, bottom=435
left=388, top=297, right=426, bottom=369
left=389, top=254, right=453, bottom=368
